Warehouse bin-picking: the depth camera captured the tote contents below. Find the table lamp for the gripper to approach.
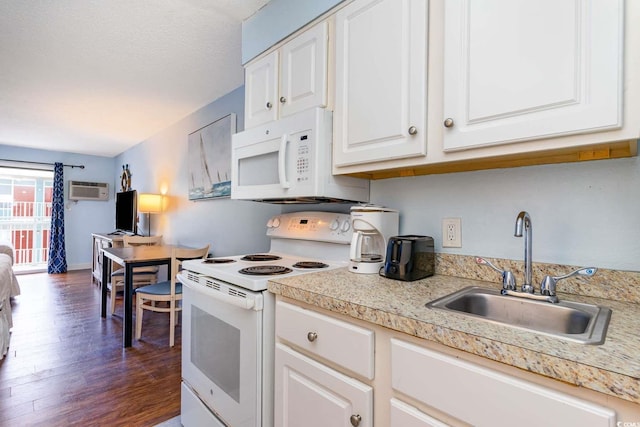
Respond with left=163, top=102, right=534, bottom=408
left=138, top=193, right=162, bottom=236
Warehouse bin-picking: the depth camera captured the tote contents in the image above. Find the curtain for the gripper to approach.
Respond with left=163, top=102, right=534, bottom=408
left=48, top=162, right=67, bottom=273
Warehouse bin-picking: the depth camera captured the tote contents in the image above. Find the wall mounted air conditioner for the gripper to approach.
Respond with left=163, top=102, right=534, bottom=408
left=68, top=181, right=109, bottom=201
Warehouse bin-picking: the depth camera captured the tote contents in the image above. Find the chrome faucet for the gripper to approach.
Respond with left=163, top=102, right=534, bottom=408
left=514, top=211, right=533, bottom=293
left=475, top=211, right=598, bottom=304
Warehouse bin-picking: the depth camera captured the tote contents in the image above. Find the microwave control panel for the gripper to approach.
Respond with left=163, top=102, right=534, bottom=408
left=295, top=133, right=312, bottom=182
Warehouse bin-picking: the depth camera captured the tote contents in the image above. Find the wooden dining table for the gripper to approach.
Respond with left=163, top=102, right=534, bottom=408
left=100, top=244, right=179, bottom=347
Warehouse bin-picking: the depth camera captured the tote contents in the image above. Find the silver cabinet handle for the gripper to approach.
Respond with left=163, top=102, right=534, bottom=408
left=279, top=96, right=287, bottom=104
left=266, top=102, right=273, bottom=109
left=350, top=414, right=362, bottom=426
left=408, top=126, right=417, bottom=135
left=444, top=118, right=454, bottom=128
left=307, top=331, right=318, bottom=342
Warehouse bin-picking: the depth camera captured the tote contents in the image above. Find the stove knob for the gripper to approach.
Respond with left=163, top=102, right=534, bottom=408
left=330, top=219, right=340, bottom=230
left=267, top=218, right=274, bottom=228
left=272, top=217, right=281, bottom=228
left=340, top=220, right=351, bottom=232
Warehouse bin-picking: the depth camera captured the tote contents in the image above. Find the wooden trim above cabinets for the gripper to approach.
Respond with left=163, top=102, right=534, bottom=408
left=346, top=139, right=638, bottom=180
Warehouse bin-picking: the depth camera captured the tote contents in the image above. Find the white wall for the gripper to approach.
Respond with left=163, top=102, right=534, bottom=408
left=115, top=87, right=281, bottom=256
left=0, top=144, right=115, bottom=269
left=371, top=156, right=640, bottom=271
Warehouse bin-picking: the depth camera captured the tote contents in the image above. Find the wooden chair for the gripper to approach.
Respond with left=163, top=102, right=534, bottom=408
left=108, top=235, right=163, bottom=315
left=135, top=245, right=209, bottom=347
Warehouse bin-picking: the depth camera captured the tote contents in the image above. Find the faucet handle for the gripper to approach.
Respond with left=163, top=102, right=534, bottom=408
left=540, top=267, right=597, bottom=297
left=475, top=257, right=517, bottom=291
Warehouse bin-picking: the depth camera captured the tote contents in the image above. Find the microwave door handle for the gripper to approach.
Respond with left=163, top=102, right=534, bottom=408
left=278, top=133, right=291, bottom=189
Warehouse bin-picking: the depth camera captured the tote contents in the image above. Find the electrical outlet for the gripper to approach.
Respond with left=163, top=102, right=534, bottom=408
left=442, top=218, right=462, bottom=248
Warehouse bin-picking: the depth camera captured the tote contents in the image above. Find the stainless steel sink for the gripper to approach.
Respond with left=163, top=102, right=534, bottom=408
left=426, top=286, right=611, bottom=344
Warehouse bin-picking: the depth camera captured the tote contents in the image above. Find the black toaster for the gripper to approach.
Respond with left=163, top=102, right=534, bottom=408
left=380, top=235, right=435, bottom=281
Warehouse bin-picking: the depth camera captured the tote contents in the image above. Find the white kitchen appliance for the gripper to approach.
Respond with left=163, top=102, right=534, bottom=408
left=179, top=211, right=353, bottom=427
left=231, top=107, right=370, bottom=203
left=349, top=206, right=399, bottom=274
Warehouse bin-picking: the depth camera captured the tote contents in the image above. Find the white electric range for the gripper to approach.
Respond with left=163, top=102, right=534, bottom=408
left=179, top=211, right=352, bottom=427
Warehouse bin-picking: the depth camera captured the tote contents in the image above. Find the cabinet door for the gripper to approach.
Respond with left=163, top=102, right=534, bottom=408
left=443, top=0, right=623, bottom=151
left=275, top=343, right=373, bottom=427
left=245, top=50, right=279, bottom=129
left=333, top=0, right=428, bottom=167
left=279, top=21, right=329, bottom=118
left=390, top=399, right=449, bottom=427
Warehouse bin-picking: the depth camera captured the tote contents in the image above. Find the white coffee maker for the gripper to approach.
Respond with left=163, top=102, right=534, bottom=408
left=349, top=206, right=399, bottom=274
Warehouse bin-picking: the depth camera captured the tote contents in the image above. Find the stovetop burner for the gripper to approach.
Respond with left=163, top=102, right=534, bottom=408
left=239, top=265, right=293, bottom=276
left=292, top=261, right=329, bottom=269
left=203, top=258, right=236, bottom=264
left=241, top=254, right=282, bottom=262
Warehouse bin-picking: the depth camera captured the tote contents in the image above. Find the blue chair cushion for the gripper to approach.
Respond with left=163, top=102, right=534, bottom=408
left=135, top=280, right=182, bottom=296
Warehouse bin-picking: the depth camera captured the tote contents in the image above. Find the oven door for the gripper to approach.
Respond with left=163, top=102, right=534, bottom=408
left=181, top=274, right=263, bottom=427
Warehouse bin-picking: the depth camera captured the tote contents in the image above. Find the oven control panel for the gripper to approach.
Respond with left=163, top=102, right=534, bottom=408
left=266, top=212, right=352, bottom=243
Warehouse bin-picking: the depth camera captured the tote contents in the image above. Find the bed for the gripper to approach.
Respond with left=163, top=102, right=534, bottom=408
left=0, top=243, right=20, bottom=359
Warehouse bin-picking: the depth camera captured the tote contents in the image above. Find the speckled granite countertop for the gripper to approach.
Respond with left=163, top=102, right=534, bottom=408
left=267, top=268, right=640, bottom=405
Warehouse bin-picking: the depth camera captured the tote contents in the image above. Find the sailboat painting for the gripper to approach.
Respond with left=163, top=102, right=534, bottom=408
left=187, top=113, right=236, bottom=200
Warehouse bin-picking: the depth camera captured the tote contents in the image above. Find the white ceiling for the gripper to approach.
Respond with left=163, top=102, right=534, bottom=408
left=0, top=0, right=269, bottom=157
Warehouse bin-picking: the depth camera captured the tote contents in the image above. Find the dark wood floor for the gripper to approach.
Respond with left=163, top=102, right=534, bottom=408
left=0, top=270, right=182, bottom=426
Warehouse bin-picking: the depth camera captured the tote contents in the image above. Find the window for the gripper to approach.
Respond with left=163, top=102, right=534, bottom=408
left=0, top=167, right=54, bottom=272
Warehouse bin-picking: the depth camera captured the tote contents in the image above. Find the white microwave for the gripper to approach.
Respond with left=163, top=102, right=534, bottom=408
left=231, top=108, right=370, bottom=203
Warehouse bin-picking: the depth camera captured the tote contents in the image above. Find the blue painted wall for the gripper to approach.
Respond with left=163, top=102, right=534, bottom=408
left=242, top=0, right=344, bottom=63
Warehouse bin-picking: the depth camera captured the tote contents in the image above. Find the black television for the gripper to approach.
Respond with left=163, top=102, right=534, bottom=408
left=115, top=190, right=137, bottom=234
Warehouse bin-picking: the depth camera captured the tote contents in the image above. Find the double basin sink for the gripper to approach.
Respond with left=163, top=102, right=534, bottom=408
left=426, top=286, right=611, bottom=345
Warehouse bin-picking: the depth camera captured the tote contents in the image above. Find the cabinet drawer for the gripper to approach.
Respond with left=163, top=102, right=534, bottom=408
left=276, top=301, right=374, bottom=379
left=391, top=339, right=615, bottom=427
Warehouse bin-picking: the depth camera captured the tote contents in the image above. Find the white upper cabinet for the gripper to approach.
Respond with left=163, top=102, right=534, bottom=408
left=245, top=50, right=279, bottom=128
left=244, top=21, right=329, bottom=129
left=279, top=22, right=329, bottom=118
left=443, top=0, right=624, bottom=151
left=333, top=0, right=428, bottom=167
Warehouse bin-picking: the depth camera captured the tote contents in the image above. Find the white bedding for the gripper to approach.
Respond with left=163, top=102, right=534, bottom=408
left=0, top=250, right=20, bottom=359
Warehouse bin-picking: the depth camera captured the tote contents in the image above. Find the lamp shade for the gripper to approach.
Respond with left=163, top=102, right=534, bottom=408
left=138, top=193, right=163, bottom=213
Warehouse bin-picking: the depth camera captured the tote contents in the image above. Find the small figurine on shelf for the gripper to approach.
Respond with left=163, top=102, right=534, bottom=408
left=120, top=164, right=132, bottom=192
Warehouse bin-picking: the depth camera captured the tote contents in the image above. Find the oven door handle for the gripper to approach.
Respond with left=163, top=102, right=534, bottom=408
left=179, top=274, right=262, bottom=311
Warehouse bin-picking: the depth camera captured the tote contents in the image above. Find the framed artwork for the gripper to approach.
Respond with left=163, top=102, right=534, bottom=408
left=187, top=113, right=236, bottom=200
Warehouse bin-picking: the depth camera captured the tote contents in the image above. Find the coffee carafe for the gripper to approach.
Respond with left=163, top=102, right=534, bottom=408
left=349, top=206, right=399, bottom=274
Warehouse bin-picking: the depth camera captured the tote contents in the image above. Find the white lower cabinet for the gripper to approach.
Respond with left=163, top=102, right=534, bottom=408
left=390, top=398, right=449, bottom=427
left=391, top=338, right=616, bottom=427
left=274, top=298, right=621, bottom=427
left=275, top=343, right=373, bottom=427
left=275, top=300, right=374, bottom=427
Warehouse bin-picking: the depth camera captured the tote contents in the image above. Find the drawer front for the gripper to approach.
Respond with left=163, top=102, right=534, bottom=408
left=276, top=300, right=374, bottom=379
left=391, top=339, right=615, bottom=427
